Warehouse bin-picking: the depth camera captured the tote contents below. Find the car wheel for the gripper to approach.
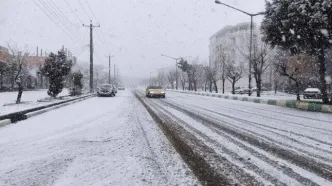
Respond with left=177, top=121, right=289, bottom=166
left=163, top=95, right=166, bottom=98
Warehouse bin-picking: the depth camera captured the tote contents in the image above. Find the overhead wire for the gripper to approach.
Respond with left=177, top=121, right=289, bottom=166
left=32, top=0, right=78, bottom=43
left=45, top=0, right=85, bottom=41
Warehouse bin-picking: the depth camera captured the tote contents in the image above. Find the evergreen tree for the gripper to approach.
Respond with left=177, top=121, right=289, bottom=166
left=71, top=71, right=83, bottom=89
left=261, top=0, right=332, bottom=103
left=41, top=50, right=72, bottom=98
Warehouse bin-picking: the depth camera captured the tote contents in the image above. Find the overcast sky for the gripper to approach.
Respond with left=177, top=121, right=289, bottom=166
left=0, top=0, right=266, bottom=79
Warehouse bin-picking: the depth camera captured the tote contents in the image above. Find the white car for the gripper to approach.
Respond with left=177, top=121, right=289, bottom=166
left=303, top=88, right=321, bottom=99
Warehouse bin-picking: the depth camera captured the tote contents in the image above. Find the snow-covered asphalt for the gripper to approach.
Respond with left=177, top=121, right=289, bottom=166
left=137, top=90, right=332, bottom=185
left=0, top=90, right=199, bottom=186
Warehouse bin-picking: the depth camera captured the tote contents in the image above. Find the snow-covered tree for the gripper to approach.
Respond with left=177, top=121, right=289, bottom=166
left=41, top=50, right=72, bottom=98
left=7, top=45, right=30, bottom=103
left=261, top=0, right=332, bottom=103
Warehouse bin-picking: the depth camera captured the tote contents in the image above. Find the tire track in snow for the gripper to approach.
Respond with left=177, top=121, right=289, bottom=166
left=166, top=100, right=332, bottom=161
left=148, top=96, right=332, bottom=183
left=173, top=93, right=332, bottom=134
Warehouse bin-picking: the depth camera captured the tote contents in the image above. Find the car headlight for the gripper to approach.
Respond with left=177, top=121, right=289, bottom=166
left=150, top=91, right=154, bottom=94
left=161, top=91, right=165, bottom=94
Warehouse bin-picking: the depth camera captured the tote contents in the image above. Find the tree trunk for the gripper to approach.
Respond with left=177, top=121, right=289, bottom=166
left=232, top=80, right=235, bottom=94
left=0, top=72, right=3, bottom=88
left=213, top=80, right=218, bottom=93
left=274, top=80, right=278, bottom=94
left=182, top=81, right=185, bottom=91
left=16, top=83, right=23, bottom=104
left=222, top=78, right=225, bottom=94
left=317, top=49, right=329, bottom=103
left=204, top=80, right=207, bottom=92
left=256, top=77, right=261, bottom=97
left=194, top=80, right=197, bottom=92
left=209, top=80, right=212, bottom=92
left=295, top=80, right=300, bottom=101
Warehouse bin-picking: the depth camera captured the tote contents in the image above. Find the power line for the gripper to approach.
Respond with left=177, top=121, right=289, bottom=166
left=85, top=0, right=98, bottom=21
left=32, top=0, right=77, bottom=42
left=83, top=0, right=110, bottom=52
left=63, top=0, right=84, bottom=24
left=45, top=0, right=85, bottom=41
left=37, top=0, right=81, bottom=42
left=78, top=0, right=92, bottom=20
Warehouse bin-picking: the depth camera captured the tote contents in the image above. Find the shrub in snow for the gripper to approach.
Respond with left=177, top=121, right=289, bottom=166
left=41, top=50, right=72, bottom=98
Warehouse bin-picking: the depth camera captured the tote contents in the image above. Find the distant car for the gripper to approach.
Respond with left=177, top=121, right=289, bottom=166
left=146, top=85, right=165, bottom=98
left=303, top=88, right=321, bottom=99
left=97, top=84, right=117, bottom=97
left=118, top=86, right=125, bottom=90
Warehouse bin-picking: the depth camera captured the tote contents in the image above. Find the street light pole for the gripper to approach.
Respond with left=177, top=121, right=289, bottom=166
left=215, top=0, right=264, bottom=96
left=161, top=54, right=191, bottom=90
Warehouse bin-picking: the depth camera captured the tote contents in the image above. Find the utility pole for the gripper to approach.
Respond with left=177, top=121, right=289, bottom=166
left=114, top=64, right=116, bottom=85
left=105, top=55, right=114, bottom=84
left=83, top=20, right=100, bottom=92
left=37, top=47, right=39, bottom=56
left=117, top=67, right=119, bottom=86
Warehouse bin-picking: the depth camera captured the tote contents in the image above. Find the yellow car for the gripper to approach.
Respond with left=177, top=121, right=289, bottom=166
left=146, top=86, right=166, bottom=98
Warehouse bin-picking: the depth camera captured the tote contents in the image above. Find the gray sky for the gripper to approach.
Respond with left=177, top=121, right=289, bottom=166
left=0, top=0, right=265, bottom=79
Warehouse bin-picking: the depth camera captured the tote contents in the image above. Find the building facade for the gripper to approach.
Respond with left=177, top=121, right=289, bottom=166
left=209, top=22, right=258, bottom=91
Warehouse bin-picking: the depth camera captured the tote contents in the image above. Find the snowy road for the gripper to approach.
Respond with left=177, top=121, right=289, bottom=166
left=136, top=90, right=332, bottom=186
left=0, top=90, right=199, bottom=186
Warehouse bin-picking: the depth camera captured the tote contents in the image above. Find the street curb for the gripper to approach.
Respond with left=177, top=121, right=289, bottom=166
left=168, top=90, right=332, bottom=114
left=0, top=119, right=11, bottom=127
left=25, top=96, right=92, bottom=119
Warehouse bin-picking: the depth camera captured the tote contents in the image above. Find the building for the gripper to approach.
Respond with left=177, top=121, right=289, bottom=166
left=209, top=22, right=258, bottom=91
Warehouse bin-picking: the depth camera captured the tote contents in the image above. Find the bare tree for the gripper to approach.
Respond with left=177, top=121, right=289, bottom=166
left=157, top=70, right=165, bottom=87
left=167, top=69, right=176, bottom=89
left=191, top=59, right=204, bottom=92
left=226, top=63, right=243, bottom=94
left=204, top=66, right=213, bottom=92
left=237, top=33, right=273, bottom=97
left=8, top=45, right=29, bottom=104
left=274, top=49, right=317, bottom=101
left=179, top=70, right=187, bottom=90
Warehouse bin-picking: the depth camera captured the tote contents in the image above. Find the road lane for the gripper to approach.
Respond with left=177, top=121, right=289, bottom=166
left=139, top=90, right=332, bottom=185
left=0, top=90, right=199, bottom=186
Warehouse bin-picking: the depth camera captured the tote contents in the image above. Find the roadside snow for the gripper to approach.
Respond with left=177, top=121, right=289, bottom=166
left=0, top=90, right=199, bottom=186
left=0, top=89, right=69, bottom=115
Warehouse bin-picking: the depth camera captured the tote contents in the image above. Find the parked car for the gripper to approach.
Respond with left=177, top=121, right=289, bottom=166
left=234, top=87, right=249, bottom=94
left=146, top=85, right=165, bottom=98
left=118, top=86, right=125, bottom=90
left=303, top=88, right=321, bottom=99
left=97, top=84, right=117, bottom=97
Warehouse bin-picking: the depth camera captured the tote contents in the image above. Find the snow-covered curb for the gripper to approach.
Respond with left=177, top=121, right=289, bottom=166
left=0, top=119, right=11, bottom=127
left=26, top=96, right=93, bottom=118
left=0, top=94, right=94, bottom=126
left=169, top=90, right=332, bottom=114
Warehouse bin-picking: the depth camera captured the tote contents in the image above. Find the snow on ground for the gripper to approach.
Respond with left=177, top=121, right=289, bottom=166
left=140, top=90, right=332, bottom=185
left=0, top=90, right=199, bottom=186
left=0, top=89, right=69, bottom=115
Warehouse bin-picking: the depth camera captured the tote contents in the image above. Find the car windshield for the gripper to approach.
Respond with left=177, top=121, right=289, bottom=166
left=1, top=0, right=332, bottom=185
left=101, top=84, right=112, bottom=89
left=149, top=86, right=163, bottom=89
